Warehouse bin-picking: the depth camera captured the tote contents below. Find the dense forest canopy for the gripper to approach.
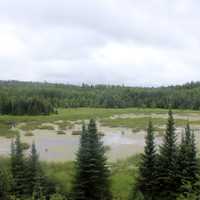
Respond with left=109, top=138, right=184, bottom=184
left=0, top=80, right=200, bottom=115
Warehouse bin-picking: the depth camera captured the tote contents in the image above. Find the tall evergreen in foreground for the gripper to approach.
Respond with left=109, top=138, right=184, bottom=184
left=11, top=134, right=28, bottom=198
left=72, top=124, right=88, bottom=200
left=157, top=110, right=179, bottom=199
left=27, top=142, right=40, bottom=195
left=178, top=123, right=198, bottom=184
left=72, top=120, right=112, bottom=200
left=137, top=120, right=157, bottom=200
left=178, top=123, right=199, bottom=198
left=0, top=167, right=10, bottom=200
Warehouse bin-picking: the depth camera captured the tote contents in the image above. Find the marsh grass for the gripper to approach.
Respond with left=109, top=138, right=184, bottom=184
left=72, top=130, right=81, bottom=135
left=0, top=108, right=171, bottom=124
left=101, top=117, right=200, bottom=132
left=21, top=142, right=30, bottom=150
left=40, top=155, right=140, bottom=199
left=20, top=121, right=42, bottom=131
left=0, top=107, right=199, bottom=125
left=38, top=124, right=55, bottom=130
left=57, top=130, right=66, bottom=135
left=24, top=132, right=34, bottom=136
left=0, top=108, right=200, bottom=138
left=55, top=121, right=71, bottom=130
left=0, top=122, right=19, bottom=138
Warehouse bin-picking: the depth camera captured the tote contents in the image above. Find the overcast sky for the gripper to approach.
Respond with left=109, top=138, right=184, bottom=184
left=0, top=0, right=200, bottom=86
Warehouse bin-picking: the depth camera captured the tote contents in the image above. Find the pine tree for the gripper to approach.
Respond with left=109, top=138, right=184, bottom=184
left=29, top=143, right=54, bottom=200
left=157, top=110, right=179, bottom=199
left=0, top=167, right=11, bottom=200
left=178, top=123, right=199, bottom=187
left=11, top=134, right=27, bottom=198
left=189, top=132, right=199, bottom=183
left=27, top=142, right=40, bottom=195
left=72, top=123, right=89, bottom=200
left=137, top=120, right=157, bottom=200
left=33, top=172, right=46, bottom=200
left=11, top=139, right=16, bottom=181
left=72, top=120, right=112, bottom=200
left=178, top=124, right=192, bottom=184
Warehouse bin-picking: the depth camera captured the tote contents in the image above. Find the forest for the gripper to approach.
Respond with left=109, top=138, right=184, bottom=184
left=1, top=81, right=200, bottom=115
left=0, top=111, right=199, bottom=200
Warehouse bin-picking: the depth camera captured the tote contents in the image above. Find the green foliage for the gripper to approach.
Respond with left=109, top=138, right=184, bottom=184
left=0, top=96, right=55, bottom=116
left=1, top=80, right=200, bottom=112
left=27, top=143, right=39, bottom=195
left=178, top=123, right=199, bottom=188
left=176, top=181, right=200, bottom=200
left=38, top=125, right=55, bottom=130
left=72, top=120, right=112, bottom=200
left=137, top=120, right=157, bottom=200
left=50, top=193, right=66, bottom=200
left=11, top=134, right=28, bottom=197
left=101, top=117, right=196, bottom=132
left=0, top=122, right=19, bottom=138
left=134, top=111, right=200, bottom=200
left=0, top=167, right=11, bottom=200
left=10, top=135, right=55, bottom=199
left=156, top=110, right=179, bottom=199
left=111, top=156, right=140, bottom=200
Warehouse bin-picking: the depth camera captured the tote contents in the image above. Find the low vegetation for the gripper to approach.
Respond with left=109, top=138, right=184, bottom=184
left=24, top=132, right=34, bottom=137
left=0, top=108, right=200, bottom=139
left=57, top=130, right=66, bottom=135
left=0, top=122, right=19, bottom=138
left=101, top=116, right=200, bottom=132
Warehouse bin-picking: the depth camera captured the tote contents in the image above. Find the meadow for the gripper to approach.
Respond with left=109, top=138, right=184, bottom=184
left=0, top=107, right=200, bottom=138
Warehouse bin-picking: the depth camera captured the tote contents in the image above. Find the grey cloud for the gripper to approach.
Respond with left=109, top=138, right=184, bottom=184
left=0, top=0, right=200, bottom=86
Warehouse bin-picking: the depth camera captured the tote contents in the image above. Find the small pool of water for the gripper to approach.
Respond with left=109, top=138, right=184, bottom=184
left=0, top=129, right=162, bottom=162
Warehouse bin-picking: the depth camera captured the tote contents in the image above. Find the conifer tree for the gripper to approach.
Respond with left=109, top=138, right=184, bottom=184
left=10, top=139, right=16, bottom=182
left=157, top=110, right=179, bottom=199
left=33, top=173, right=46, bottom=200
left=189, top=132, right=199, bottom=183
left=178, top=124, right=192, bottom=183
left=27, top=142, right=40, bottom=195
left=72, top=123, right=89, bottom=200
left=137, top=120, right=157, bottom=200
left=178, top=123, right=199, bottom=186
left=0, top=167, right=11, bottom=200
left=72, top=120, right=112, bottom=200
left=11, top=134, right=27, bottom=198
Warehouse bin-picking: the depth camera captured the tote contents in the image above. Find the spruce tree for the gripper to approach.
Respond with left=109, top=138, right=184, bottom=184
left=189, top=132, right=199, bottom=183
left=178, top=123, right=199, bottom=187
left=178, top=124, right=192, bottom=184
left=72, top=123, right=89, bottom=200
left=11, top=134, right=27, bottom=198
left=0, top=167, right=11, bottom=200
left=72, top=120, right=112, bottom=200
left=157, top=110, right=178, bottom=199
left=27, top=142, right=40, bottom=195
left=33, top=172, right=46, bottom=200
left=137, top=120, right=157, bottom=200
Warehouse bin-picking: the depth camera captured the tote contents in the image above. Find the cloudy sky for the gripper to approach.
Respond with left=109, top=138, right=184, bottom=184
left=0, top=0, right=200, bottom=86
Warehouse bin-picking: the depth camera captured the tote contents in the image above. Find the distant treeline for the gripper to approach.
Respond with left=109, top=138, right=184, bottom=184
left=1, top=81, right=200, bottom=115
left=0, top=97, right=55, bottom=115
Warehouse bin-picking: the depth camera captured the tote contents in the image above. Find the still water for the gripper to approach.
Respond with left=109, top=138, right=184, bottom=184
left=0, top=128, right=162, bottom=162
